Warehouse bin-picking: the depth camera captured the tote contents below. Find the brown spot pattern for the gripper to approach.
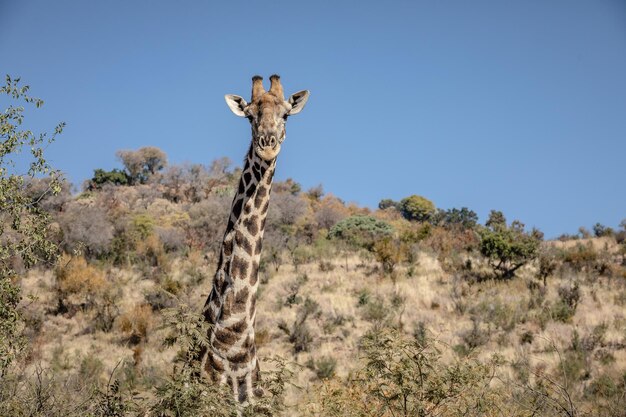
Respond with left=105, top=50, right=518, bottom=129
left=232, top=198, right=243, bottom=219
left=231, top=255, right=248, bottom=280
left=244, top=215, right=259, bottom=236
left=249, top=294, right=257, bottom=320
left=235, top=230, right=253, bottom=255
left=254, top=191, right=265, bottom=209
left=250, top=261, right=259, bottom=285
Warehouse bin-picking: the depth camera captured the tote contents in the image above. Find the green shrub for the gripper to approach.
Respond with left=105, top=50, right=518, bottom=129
left=88, top=168, right=129, bottom=189
left=479, top=211, right=541, bottom=279
left=433, top=207, right=478, bottom=230
left=302, top=328, right=502, bottom=417
left=399, top=194, right=436, bottom=222
left=328, top=215, right=393, bottom=249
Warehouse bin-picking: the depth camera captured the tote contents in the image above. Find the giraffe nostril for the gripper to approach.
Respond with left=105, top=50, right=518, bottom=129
left=269, top=136, right=276, bottom=148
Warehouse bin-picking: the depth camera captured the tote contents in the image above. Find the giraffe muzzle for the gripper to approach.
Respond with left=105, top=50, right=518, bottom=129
left=258, top=135, right=278, bottom=149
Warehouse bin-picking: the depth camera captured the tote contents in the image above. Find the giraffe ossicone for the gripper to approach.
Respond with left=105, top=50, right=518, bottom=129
left=200, top=75, right=309, bottom=405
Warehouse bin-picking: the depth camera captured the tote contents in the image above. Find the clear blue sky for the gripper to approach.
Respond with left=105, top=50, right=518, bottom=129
left=1, top=0, right=625, bottom=237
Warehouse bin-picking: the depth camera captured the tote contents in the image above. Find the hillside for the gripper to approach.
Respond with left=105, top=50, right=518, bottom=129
left=2, top=148, right=626, bottom=416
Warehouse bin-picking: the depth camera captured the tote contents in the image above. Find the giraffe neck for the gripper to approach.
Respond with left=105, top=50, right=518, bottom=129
left=202, top=145, right=275, bottom=404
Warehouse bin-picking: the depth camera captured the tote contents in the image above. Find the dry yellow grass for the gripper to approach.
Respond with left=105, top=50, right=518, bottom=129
left=14, top=239, right=626, bottom=415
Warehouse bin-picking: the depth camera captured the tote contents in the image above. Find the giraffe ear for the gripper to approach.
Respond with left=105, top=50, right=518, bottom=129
left=225, top=94, right=248, bottom=117
left=287, top=90, right=310, bottom=115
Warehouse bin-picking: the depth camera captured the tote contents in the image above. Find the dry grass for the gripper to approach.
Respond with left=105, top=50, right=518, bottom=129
left=13, top=237, right=626, bottom=415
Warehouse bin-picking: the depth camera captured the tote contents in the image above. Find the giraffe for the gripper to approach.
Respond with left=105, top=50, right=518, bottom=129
left=200, top=75, right=310, bottom=404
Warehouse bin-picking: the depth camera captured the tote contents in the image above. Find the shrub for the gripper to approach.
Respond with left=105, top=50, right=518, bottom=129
left=278, top=298, right=319, bottom=354
left=593, top=223, right=614, bottom=238
left=359, top=296, right=387, bottom=322
left=311, top=356, right=337, bottom=380
left=57, top=202, right=114, bottom=257
left=303, top=328, right=501, bottom=417
left=479, top=211, right=541, bottom=279
left=372, top=236, right=406, bottom=275
left=144, top=286, right=177, bottom=311
left=537, top=246, right=559, bottom=287
left=315, top=195, right=348, bottom=230
left=433, top=207, right=478, bottom=230
left=399, top=194, right=436, bottom=222
left=268, top=192, right=308, bottom=226
left=328, top=215, right=393, bottom=249
left=186, top=195, right=231, bottom=254
left=116, top=304, right=154, bottom=344
left=88, top=168, right=129, bottom=189
left=558, top=281, right=581, bottom=311
left=155, top=226, right=186, bottom=252
left=459, top=318, right=490, bottom=352
left=54, top=254, right=108, bottom=310
left=378, top=198, right=399, bottom=210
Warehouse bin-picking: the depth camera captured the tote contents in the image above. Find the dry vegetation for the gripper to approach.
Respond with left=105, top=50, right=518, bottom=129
left=2, top=144, right=624, bottom=416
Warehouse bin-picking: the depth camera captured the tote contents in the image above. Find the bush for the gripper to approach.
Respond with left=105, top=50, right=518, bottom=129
left=278, top=298, right=319, bottom=354
left=373, top=236, right=406, bottom=275
left=268, top=192, right=307, bottom=226
left=479, top=211, right=541, bottom=279
left=311, top=356, right=337, bottom=380
left=88, top=168, right=129, bottom=189
left=433, top=207, right=478, bottom=230
left=378, top=198, right=399, bottom=210
left=186, top=195, right=231, bottom=254
left=593, top=223, right=614, bottom=238
left=328, top=215, right=393, bottom=249
left=116, top=304, right=154, bottom=344
left=537, top=246, right=558, bottom=286
left=399, top=194, right=435, bottom=222
left=54, top=254, right=108, bottom=311
left=315, top=195, right=348, bottom=230
left=116, top=146, right=167, bottom=185
left=302, top=328, right=501, bottom=417
left=58, top=202, right=114, bottom=257
left=558, top=281, right=581, bottom=310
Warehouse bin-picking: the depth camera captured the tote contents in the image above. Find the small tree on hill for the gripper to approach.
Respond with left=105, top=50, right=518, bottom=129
left=479, top=210, right=542, bottom=279
left=117, top=146, right=167, bottom=184
left=378, top=198, right=399, bottom=210
left=399, top=195, right=435, bottom=222
left=87, top=168, right=130, bottom=189
left=434, top=207, right=478, bottom=230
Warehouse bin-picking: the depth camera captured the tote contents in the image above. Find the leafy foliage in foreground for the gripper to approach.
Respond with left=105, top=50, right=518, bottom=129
left=302, top=327, right=503, bottom=417
left=1, top=75, right=64, bottom=376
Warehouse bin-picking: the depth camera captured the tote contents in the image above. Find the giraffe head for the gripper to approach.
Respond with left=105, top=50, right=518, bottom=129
left=225, top=75, right=310, bottom=161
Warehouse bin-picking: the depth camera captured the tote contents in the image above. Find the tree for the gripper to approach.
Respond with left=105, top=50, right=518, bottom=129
left=479, top=211, right=542, bottom=279
left=0, top=75, right=64, bottom=375
left=57, top=202, right=114, bottom=257
left=592, top=223, right=614, bottom=238
left=399, top=195, right=435, bottom=222
left=315, top=195, right=348, bottom=230
left=87, top=168, right=130, bottom=189
left=485, top=210, right=506, bottom=230
left=378, top=198, right=399, bottom=210
left=434, top=207, right=478, bottom=230
left=306, top=184, right=324, bottom=201
left=116, top=146, right=167, bottom=184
